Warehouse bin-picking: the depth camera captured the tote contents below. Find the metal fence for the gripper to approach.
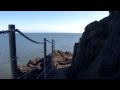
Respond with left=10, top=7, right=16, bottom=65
left=0, top=24, right=55, bottom=79
left=0, top=32, right=11, bottom=79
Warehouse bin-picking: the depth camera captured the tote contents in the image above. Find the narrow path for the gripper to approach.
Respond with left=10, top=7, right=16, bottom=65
left=50, top=66, right=70, bottom=79
left=49, top=50, right=72, bottom=79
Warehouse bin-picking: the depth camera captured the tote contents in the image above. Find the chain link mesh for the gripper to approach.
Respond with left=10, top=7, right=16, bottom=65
left=0, top=32, right=12, bottom=79
left=0, top=29, right=54, bottom=79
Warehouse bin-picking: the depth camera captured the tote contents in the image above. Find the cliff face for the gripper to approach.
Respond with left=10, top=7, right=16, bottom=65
left=70, top=11, right=120, bottom=79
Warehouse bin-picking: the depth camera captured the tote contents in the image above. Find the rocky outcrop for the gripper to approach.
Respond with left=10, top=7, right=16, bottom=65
left=17, top=50, right=72, bottom=79
left=70, top=11, right=120, bottom=79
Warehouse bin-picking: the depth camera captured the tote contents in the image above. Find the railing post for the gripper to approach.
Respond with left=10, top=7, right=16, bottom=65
left=44, top=38, right=47, bottom=79
left=53, top=39, right=55, bottom=56
left=52, top=39, right=54, bottom=71
left=8, top=24, right=17, bottom=79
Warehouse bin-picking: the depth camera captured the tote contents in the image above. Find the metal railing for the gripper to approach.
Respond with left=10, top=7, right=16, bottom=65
left=0, top=24, right=55, bottom=79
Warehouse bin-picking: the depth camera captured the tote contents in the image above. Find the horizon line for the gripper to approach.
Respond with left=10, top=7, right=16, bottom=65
left=16, top=32, right=83, bottom=33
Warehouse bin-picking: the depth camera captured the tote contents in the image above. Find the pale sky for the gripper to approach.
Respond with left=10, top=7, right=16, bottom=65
left=0, top=11, right=109, bottom=33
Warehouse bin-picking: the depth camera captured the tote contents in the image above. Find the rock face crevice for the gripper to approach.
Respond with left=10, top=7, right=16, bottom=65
left=70, top=11, right=120, bottom=79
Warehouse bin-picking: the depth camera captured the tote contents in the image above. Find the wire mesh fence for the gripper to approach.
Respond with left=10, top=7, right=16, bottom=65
left=16, top=32, right=44, bottom=65
left=46, top=39, right=53, bottom=78
left=0, top=31, right=12, bottom=79
left=0, top=25, right=55, bottom=79
left=16, top=32, right=44, bottom=79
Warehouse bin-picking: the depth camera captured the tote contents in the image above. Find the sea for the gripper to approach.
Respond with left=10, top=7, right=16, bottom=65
left=0, top=33, right=82, bottom=79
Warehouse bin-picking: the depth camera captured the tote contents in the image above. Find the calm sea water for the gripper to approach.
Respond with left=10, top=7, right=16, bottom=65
left=0, top=33, right=82, bottom=79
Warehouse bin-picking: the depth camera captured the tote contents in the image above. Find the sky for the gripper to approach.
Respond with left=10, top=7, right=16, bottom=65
left=0, top=11, right=109, bottom=33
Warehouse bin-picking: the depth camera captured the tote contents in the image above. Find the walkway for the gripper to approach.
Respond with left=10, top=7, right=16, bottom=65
left=50, top=66, right=70, bottom=79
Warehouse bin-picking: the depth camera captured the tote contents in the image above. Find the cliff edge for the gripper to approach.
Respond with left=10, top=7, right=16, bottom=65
left=70, top=11, right=120, bottom=79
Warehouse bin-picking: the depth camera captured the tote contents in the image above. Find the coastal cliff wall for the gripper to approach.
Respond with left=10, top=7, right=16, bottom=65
left=70, top=11, right=120, bottom=79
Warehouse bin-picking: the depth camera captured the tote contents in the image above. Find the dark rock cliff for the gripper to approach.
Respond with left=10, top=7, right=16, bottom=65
left=70, top=11, right=120, bottom=79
